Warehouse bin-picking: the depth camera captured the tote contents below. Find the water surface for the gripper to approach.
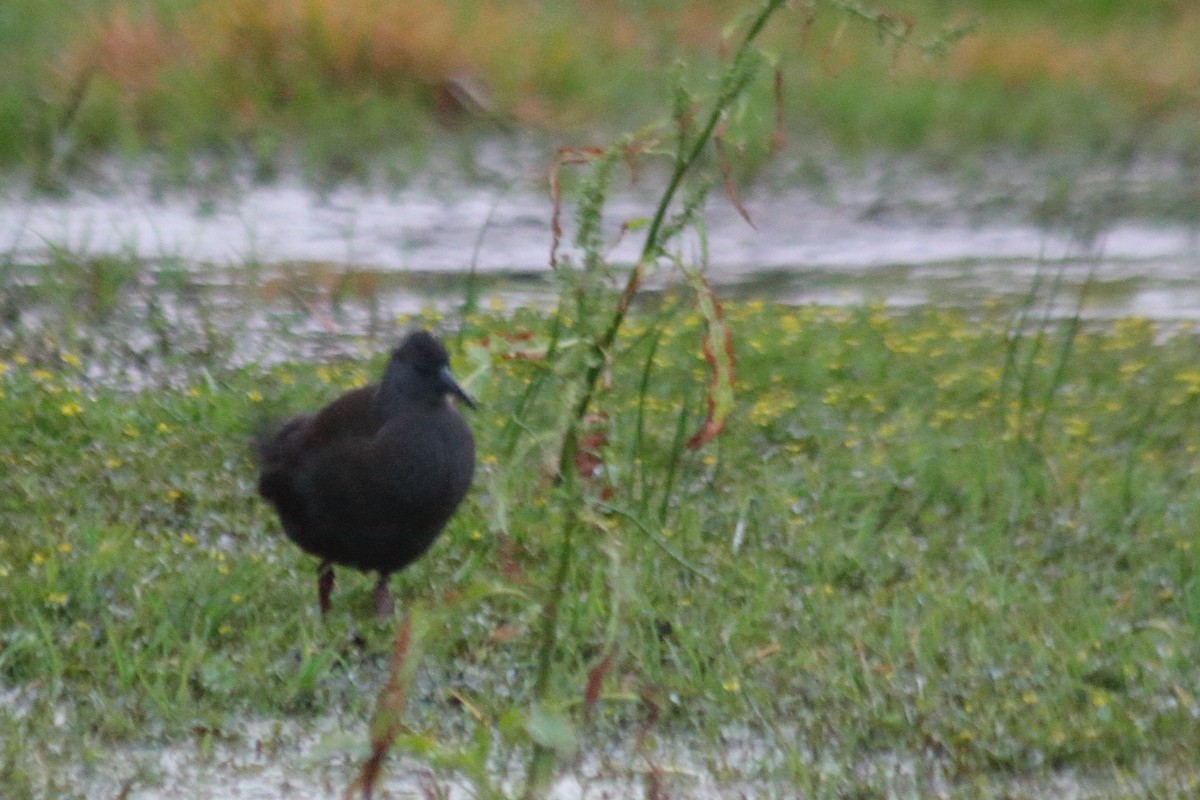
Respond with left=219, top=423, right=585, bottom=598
left=2, top=152, right=1197, bottom=322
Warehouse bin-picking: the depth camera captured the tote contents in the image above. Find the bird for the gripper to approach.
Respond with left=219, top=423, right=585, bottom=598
left=255, top=330, right=476, bottom=617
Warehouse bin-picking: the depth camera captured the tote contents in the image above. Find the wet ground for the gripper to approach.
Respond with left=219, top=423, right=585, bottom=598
left=32, top=710, right=1196, bottom=800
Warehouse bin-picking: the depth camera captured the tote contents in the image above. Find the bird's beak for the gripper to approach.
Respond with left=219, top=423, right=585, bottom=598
left=440, top=366, right=477, bottom=410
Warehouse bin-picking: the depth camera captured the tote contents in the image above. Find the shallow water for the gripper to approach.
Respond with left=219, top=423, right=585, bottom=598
left=2, top=152, right=1198, bottom=322
left=25, top=710, right=1194, bottom=800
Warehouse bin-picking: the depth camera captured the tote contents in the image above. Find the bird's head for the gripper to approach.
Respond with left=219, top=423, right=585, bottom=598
left=377, top=330, right=476, bottom=415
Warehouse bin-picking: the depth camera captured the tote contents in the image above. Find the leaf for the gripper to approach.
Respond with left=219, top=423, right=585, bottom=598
left=459, top=338, right=495, bottom=397
left=524, top=705, right=578, bottom=757
left=345, top=615, right=416, bottom=800
left=584, top=652, right=614, bottom=715
left=548, top=138, right=655, bottom=270
left=771, top=65, right=785, bottom=153
left=713, top=119, right=756, bottom=230
left=476, top=329, right=547, bottom=364
left=683, top=271, right=736, bottom=450
left=498, top=708, right=527, bottom=742
left=549, top=146, right=605, bottom=268
left=487, top=623, right=522, bottom=643
left=574, top=412, right=610, bottom=491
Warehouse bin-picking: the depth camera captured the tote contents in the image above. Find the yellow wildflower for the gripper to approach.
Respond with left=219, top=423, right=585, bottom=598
left=1175, top=369, right=1200, bottom=395
left=1064, top=417, right=1090, bottom=438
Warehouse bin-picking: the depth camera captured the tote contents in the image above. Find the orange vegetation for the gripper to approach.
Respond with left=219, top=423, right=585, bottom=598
left=70, top=0, right=502, bottom=94
left=57, top=0, right=767, bottom=123
left=948, top=11, right=1200, bottom=112
left=55, top=1, right=1200, bottom=127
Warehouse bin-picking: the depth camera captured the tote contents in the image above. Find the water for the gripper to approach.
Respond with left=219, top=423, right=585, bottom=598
left=2, top=151, right=1198, bottom=322
left=23, top=709, right=1188, bottom=799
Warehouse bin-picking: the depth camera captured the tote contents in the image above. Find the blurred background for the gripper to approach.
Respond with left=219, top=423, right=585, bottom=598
left=2, top=0, right=1199, bottom=359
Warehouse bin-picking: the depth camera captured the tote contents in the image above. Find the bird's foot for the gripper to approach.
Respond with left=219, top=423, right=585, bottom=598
left=373, top=575, right=395, bottom=617
left=318, top=562, right=334, bottom=617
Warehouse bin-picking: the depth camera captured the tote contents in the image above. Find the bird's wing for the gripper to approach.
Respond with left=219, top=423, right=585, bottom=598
left=308, top=385, right=381, bottom=443
left=298, top=409, right=470, bottom=527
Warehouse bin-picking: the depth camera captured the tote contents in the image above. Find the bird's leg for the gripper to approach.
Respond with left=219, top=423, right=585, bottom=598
left=317, top=561, right=334, bottom=616
left=373, top=574, right=394, bottom=617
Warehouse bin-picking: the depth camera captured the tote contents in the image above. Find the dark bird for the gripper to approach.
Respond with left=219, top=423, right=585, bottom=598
left=256, top=331, right=476, bottom=616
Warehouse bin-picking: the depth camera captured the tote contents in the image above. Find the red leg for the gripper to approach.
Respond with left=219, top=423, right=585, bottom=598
left=317, top=562, right=334, bottom=616
left=373, top=574, right=394, bottom=617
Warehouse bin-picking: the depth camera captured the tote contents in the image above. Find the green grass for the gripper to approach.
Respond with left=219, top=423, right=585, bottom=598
left=4, top=290, right=1200, bottom=795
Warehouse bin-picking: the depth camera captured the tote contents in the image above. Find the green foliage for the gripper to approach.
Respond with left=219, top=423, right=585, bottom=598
left=518, top=5, right=787, bottom=791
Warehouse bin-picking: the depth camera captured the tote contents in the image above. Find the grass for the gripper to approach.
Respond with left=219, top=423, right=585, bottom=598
left=2, top=0, right=1199, bottom=186
left=2, top=4, right=1199, bottom=794
left=3, top=279, right=1200, bottom=795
